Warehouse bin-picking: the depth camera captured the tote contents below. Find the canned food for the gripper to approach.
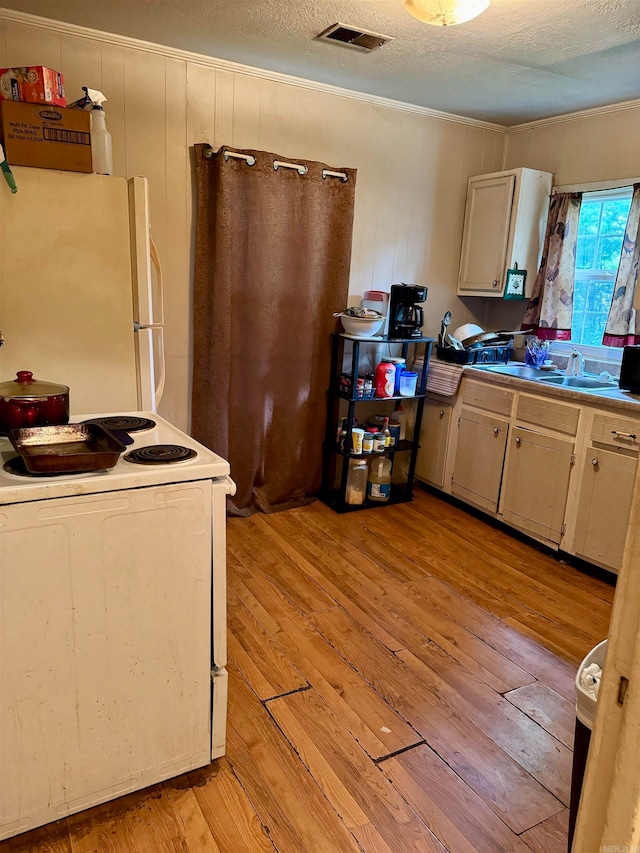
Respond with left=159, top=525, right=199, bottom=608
left=373, top=432, right=386, bottom=452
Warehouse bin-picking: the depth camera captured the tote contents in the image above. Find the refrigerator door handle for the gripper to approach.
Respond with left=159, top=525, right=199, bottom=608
left=154, top=325, right=166, bottom=410
left=128, top=177, right=153, bottom=325
left=134, top=326, right=154, bottom=411
left=128, top=179, right=165, bottom=328
left=134, top=325, right=165, bottom=412
left=149, top=234, right=165, bottom=327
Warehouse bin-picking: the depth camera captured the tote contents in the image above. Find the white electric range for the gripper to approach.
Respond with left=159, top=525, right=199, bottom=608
left=0, top=412, right=235, bottom=841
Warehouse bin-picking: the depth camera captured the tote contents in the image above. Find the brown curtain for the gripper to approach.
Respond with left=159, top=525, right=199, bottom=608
left=192, top=144, right=356, bottom=515
left=521, top=192, right=582, bottom=340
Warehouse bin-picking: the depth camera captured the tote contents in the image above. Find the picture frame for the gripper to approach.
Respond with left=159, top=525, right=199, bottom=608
left=504, top=264, right=527, bottom=300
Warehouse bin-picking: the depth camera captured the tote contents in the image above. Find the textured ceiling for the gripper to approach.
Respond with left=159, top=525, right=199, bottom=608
left=3, top=0, right=640, bottom=125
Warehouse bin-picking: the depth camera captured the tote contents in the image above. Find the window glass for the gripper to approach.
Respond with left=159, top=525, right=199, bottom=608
left=570, top=190, right=632, bottom=348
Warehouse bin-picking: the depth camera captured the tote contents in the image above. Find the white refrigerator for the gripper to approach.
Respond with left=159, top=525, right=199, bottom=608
left=0, top=167, right=235, bottom=840
left=0, top=166, right=164, bottom=412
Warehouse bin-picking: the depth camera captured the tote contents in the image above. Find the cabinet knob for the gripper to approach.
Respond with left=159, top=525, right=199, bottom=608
left=515, top=436, right=521, bottom=446
left=492, top=280, right=498, bottom=287
left=592, top=457, right=599, bottom=467
left=439, top=410, right=445, bottom=418
left=493, top=426, right=499, bottom=436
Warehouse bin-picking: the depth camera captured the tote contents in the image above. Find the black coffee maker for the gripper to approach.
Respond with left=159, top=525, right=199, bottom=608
left=389, top=283, right=428, bottom=338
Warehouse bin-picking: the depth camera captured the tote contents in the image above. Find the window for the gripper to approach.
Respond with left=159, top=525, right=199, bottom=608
left=570, top=187, right=632, bottom=348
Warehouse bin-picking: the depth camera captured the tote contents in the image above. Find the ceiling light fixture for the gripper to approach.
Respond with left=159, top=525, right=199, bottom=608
left=404, top=0, right=490, bottom=26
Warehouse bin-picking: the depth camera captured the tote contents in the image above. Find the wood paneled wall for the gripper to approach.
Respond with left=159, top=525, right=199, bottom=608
left=0, top=13, right=505, bottom=430
left=504, top=104, right=640, bottom=186
left=2, top=12, right=635, bottom=431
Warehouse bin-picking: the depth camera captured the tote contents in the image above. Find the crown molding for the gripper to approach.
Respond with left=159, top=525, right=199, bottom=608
left=0, top=7, right=508, bottom=132
left=509, top=98, right=640, bottom=132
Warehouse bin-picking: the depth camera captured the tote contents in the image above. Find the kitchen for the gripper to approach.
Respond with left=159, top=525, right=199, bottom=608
left=0, top=1, right=639, bottom=852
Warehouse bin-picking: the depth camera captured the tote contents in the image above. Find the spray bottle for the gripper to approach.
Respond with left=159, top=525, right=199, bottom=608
left=0, top=143, right=17, bottom=194
left=72, top=87, right=112, bottom=175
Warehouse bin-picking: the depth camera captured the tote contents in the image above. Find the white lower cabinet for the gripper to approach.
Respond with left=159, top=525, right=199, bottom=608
left=452, top=407, right=509, bottom=512
left=573, top=446, right=636, bottom=572
left=500, top=427, right=574, bottom=544
left=421, top=374, right=640, bottom=575
left=415, top=400, right=452, bottom=488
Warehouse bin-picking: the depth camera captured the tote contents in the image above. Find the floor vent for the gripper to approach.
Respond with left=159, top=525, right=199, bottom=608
left=315, top=23, right=394, bottom=52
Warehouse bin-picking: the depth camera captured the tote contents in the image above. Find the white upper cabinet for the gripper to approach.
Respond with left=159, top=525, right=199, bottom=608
left=457, top=167, right=553, bottom=297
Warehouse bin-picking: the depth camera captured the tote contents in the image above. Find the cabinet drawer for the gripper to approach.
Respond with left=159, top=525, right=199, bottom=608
left=591, top=413, right=640, bottom=452
left=516, top=394, right=580, bottom=436
left=462, top=380, right=514, bottom=417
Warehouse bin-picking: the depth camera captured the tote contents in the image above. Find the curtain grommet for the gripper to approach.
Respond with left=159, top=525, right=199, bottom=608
left=322, top=169, right=349, bottom=182
left=222, top=150, right=256, bottom=166
left=273, top=159, right=307, bottom=176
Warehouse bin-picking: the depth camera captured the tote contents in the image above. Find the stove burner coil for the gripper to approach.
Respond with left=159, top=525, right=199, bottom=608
left=83, top=416, right=156, bottom=433
left=124, top=444, right=197, bottom=465
left=3, top=455, right=63, bottom=477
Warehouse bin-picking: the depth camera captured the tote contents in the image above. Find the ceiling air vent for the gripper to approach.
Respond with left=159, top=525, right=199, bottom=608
left=316, top=23, right=394, bottom=52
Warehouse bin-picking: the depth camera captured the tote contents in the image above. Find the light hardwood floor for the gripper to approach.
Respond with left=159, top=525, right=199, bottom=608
left=1, top=489, right=613, bottom=852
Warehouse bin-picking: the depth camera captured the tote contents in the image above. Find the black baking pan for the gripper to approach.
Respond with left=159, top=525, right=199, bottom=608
left=7, top=423, right=126, bottom=474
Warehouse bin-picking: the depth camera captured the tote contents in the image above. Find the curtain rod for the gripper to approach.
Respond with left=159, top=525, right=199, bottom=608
left=205, top=146, right=348, bottom=181
left=553, top=177, right=640, bottom=194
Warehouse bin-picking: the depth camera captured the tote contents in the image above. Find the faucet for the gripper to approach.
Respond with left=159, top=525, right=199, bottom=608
left=565, top=349, right=585, bottom=377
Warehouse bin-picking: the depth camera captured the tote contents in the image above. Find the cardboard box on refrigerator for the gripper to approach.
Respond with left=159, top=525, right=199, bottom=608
left=0, top=101, right=91, bottom=173
left=0, top=65, right=66, bottom=106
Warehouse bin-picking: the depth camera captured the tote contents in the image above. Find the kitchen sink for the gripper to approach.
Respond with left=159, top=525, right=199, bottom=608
left=474, top=363, right=617, bottom=391
left=477, top=364, right=550, bottom=380
left=537, top=375, right=614, bottom=390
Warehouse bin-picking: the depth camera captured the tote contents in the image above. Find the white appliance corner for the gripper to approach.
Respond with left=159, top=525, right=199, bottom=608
left=211, top=667, right=228, bottom=760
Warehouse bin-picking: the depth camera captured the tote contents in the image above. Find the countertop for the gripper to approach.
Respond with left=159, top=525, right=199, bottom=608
left=461, top=365, right=640, bottom=415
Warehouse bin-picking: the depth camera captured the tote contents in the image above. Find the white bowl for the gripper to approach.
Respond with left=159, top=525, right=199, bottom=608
left=452, top=323, right=483, bottom=341
left=339, top=314, right=385, bottom=337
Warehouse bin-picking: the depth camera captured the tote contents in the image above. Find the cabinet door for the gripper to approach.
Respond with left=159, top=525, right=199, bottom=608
left=573, top=446, right=637, bottom=573
left=500, top=427, right=574, bottom=544
left=415, top=401, right=451, bottom=488
left=458, top=173, right=515, bottom=294
left=452, top=407, right=509, bottom=512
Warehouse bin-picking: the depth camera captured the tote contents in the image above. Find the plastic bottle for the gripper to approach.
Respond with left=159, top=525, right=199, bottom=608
left=90, top=105, right=113, bottom=175
left=391, top=403, right=407, bottom=441
left=382, top=416, right=392, bottom=448
left=346, top=460, right=368, bottom=505
left=391, top=358, right=406, bottom=395
left=367, top=456, right=392, bottom=502
left=375, top=359, right=396, bottom=398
